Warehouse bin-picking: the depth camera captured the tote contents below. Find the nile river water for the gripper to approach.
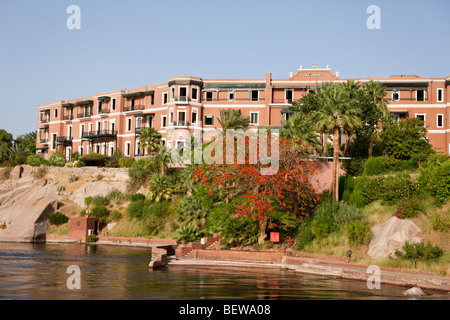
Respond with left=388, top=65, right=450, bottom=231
left=0, top=242, right=448, bottom=300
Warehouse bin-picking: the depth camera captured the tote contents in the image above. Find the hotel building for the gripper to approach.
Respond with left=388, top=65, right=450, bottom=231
left=36, top=65, right=450, bottom=160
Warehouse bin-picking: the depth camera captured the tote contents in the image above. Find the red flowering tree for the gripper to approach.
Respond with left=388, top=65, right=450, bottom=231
left=193, top=133, right=319, bottom=244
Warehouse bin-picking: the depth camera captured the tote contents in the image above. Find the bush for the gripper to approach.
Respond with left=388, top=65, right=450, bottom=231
left=90, top=205, right=109, bottom=218
left=91, top=195, right=109, bottom=206
left=86, top=234, right=98, bottom=243
left=395, top=241, right=444, bottom=261
left=142, top=201, right=169, bottom=219
left=119, top=157, right=135, bottom=168
left=431, top=211, right=450, bottom=232
left=296, top=224, right=315, bottom=250
left=394, top=199, right=423, bottom=219
left=49, top=152, right=67, bottom=167
left=426, top=161, right=450, bottom=206
left=363, top=157, right=385, bottom=176
left=345, top=222, right=372, bottom=245
left=129, top=193, right=146, bottom=202
left=126, top=200, right=145, bottom=219
left=48, top=211, right=69, bottom=225
left=127, top=162, right=149, bottom=192
left=84, top=196, right=93, bottom=206
left=26, top=154, right=47, bottom=167
left=176, top=226, right=204, bottom=245
left=110, top=210, right=122, bottom=221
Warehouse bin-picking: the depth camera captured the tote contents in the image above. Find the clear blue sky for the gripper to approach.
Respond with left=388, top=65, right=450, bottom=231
left=0, top=0, right=449, bottom=138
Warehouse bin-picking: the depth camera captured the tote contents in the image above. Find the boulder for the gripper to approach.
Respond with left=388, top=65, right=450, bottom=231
left=403, top=287, right=425, bottom=297
left=368, top=216, right=421, bottom=259
left=69, top=180, right=127, bottom=207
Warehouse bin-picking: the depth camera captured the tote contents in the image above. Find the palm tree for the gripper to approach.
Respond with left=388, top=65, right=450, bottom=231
left=217, top=109, right=250, bottom=132
left=362, top=80, right=388, bottom=157
left=147, top=174, right=173, bottom=202
left=315, top=82, right=361, bottom=202
left=138, top=127, right=161, bottom=155
left=154, top=146, right=173, bottom=175
left=281, top=113, right=321, bottom=154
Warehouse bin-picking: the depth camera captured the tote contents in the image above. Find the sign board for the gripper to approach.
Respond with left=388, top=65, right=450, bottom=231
left=304, top=72, right=324, bottom=77
left=270, top=232, right=280, bottom=243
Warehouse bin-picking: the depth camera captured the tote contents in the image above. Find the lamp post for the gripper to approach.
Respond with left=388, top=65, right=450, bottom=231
left=284, top=246, right=287, bottom=255
left=348, top=250, right=352, bottom=262
left=413, top=257, right=418, bottom=269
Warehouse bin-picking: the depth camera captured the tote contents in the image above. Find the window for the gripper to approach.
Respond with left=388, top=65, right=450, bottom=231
left=98, top=101, right=103, bottom=113
left=136, top=117, right=142, bottom=130
left=126, top=118, right=132, bottom=132
left=192, top=87, right=198, bottom=100
left=251, top=90, right=259, bottom=102
left=163, top=93, right=168, bottom=104
left=169, top=111, right=174, bottom=124
left=437, top=88, right=443, bottom=102
left=191, top=111, right=198, bottom=124
left=437, top=114, right=443, bottom=128
left=416, top=90, right=425, bottom=101
left=52, top=133, right=57, bottom=150
left=392, top=91, right=400, bottom=101
left=228, top=91, right=235, bottom=101
left=125, top=142, right=131, bottom=156
left=54, top=109, right=58, bottom=118
left=285, top=89, right=293, bottom=102
left=206, top=91, right=213, bottom=101
left=179, top=87, right=187, bottom=100
left=80, top=124, right=85, bottom=137
left=162, top=115, right=167, bottom=127
left=415, top=114, right=426, bottom=125
left=205, top=115, right=214, bottom=126
left=250, top=112, right=259, bottom=125
left=111, top=98, right=116, bottom=111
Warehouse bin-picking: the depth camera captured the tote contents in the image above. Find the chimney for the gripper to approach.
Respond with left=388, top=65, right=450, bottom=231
left=289, top=72, right=293, bottom=79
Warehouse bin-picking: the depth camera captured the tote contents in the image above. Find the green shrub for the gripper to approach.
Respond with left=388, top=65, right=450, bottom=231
left=129, top=193, right=146, bottom=202
left=427, top=161, right=450, bottom=206
left=142, top=201, right=169, bottom=218
left=364, top=157, right=385, bottom=176
left=126, top=200, right=145, bottom=219
left=26, top=154, right=47, bottom=167
left=86, top=234, right=98, bottom=243
left=84, top=196, right=93, bottom=206
left=110, top=210, right=122, bottom=221
left=119, top=157, right=135, bottom=168
left=127, top=162, right=149, bottom=192
left=431, top=211, right=450, bottom=232
left=57, top=185, right=65, bottom=192
left=90, top=205, right=109, bottom=218
left=71, top=152, right=80, bottom=162
left=107, top=190, right=124, bottom=202
left=91, top=195, right=109, bottom=206
left=48, top=211, right=69, bottom=225
left=49, top=152, right=67, bottom=167
left=68, top=173, right=78, bottom=183
left=296, top=224, right=315, bottom=250
left=311, top=220, right=331, bottom=240
left=176, top=226, right=204, bottom=245
left=345, top=222, right=372, bottom=245
left=395, top=241, right=444, bottom=261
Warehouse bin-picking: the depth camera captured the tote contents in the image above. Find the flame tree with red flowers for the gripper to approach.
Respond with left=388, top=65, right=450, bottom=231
left=193, top=132, right=320, bottom=245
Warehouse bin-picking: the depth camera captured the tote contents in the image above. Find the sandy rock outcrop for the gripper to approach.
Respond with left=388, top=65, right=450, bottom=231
left=0, top=177, right=58, bottom=242
left=69, top=180, right=128, bottom=207
left=368, top=216, right=422, bottom=259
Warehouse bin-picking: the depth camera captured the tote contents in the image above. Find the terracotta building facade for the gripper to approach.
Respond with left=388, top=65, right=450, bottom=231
left=36, top=65, right=450, bottom=160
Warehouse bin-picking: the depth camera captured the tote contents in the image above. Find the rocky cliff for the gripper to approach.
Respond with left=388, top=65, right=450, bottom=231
left=0, top=165, right=131, bottom=242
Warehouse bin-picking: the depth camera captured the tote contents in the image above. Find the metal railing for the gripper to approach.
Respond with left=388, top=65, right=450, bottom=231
left=81, top=130, right=118, bottom=138
left=123, top=105, right=145, bottom=112
left=63, top=115, right=74, bottom=120
left=172, top=121, right=189, bottom=127
left=173, top=96, right=189, bottom=102
left=77, top=113, right=93, bottom=118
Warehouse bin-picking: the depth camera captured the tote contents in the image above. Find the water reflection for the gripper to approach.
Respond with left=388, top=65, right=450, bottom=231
left=0, top=242, right=448, bottom=300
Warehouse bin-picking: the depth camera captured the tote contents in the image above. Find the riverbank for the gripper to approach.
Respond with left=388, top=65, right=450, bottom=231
left=45, top=234, right=450, bottom=294
left=168, top=250, right=450, bottom=294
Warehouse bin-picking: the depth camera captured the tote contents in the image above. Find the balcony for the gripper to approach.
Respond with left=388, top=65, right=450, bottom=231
left=97, top=109, right=110, bottom=116
left=77, top=112, right=93, bottom=120
left=172, top=121, right=189, bottom=127
left=81, top=130, right=118, bottom=140
left=39, top=139, right=49, bottom=145
left=56, top=136, right=72, bottom=146
left=173, top=96, right=190, bottom=104
left=123, top=105, right=145, bottom=113
left=63, top=115, right=74, bottom=121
